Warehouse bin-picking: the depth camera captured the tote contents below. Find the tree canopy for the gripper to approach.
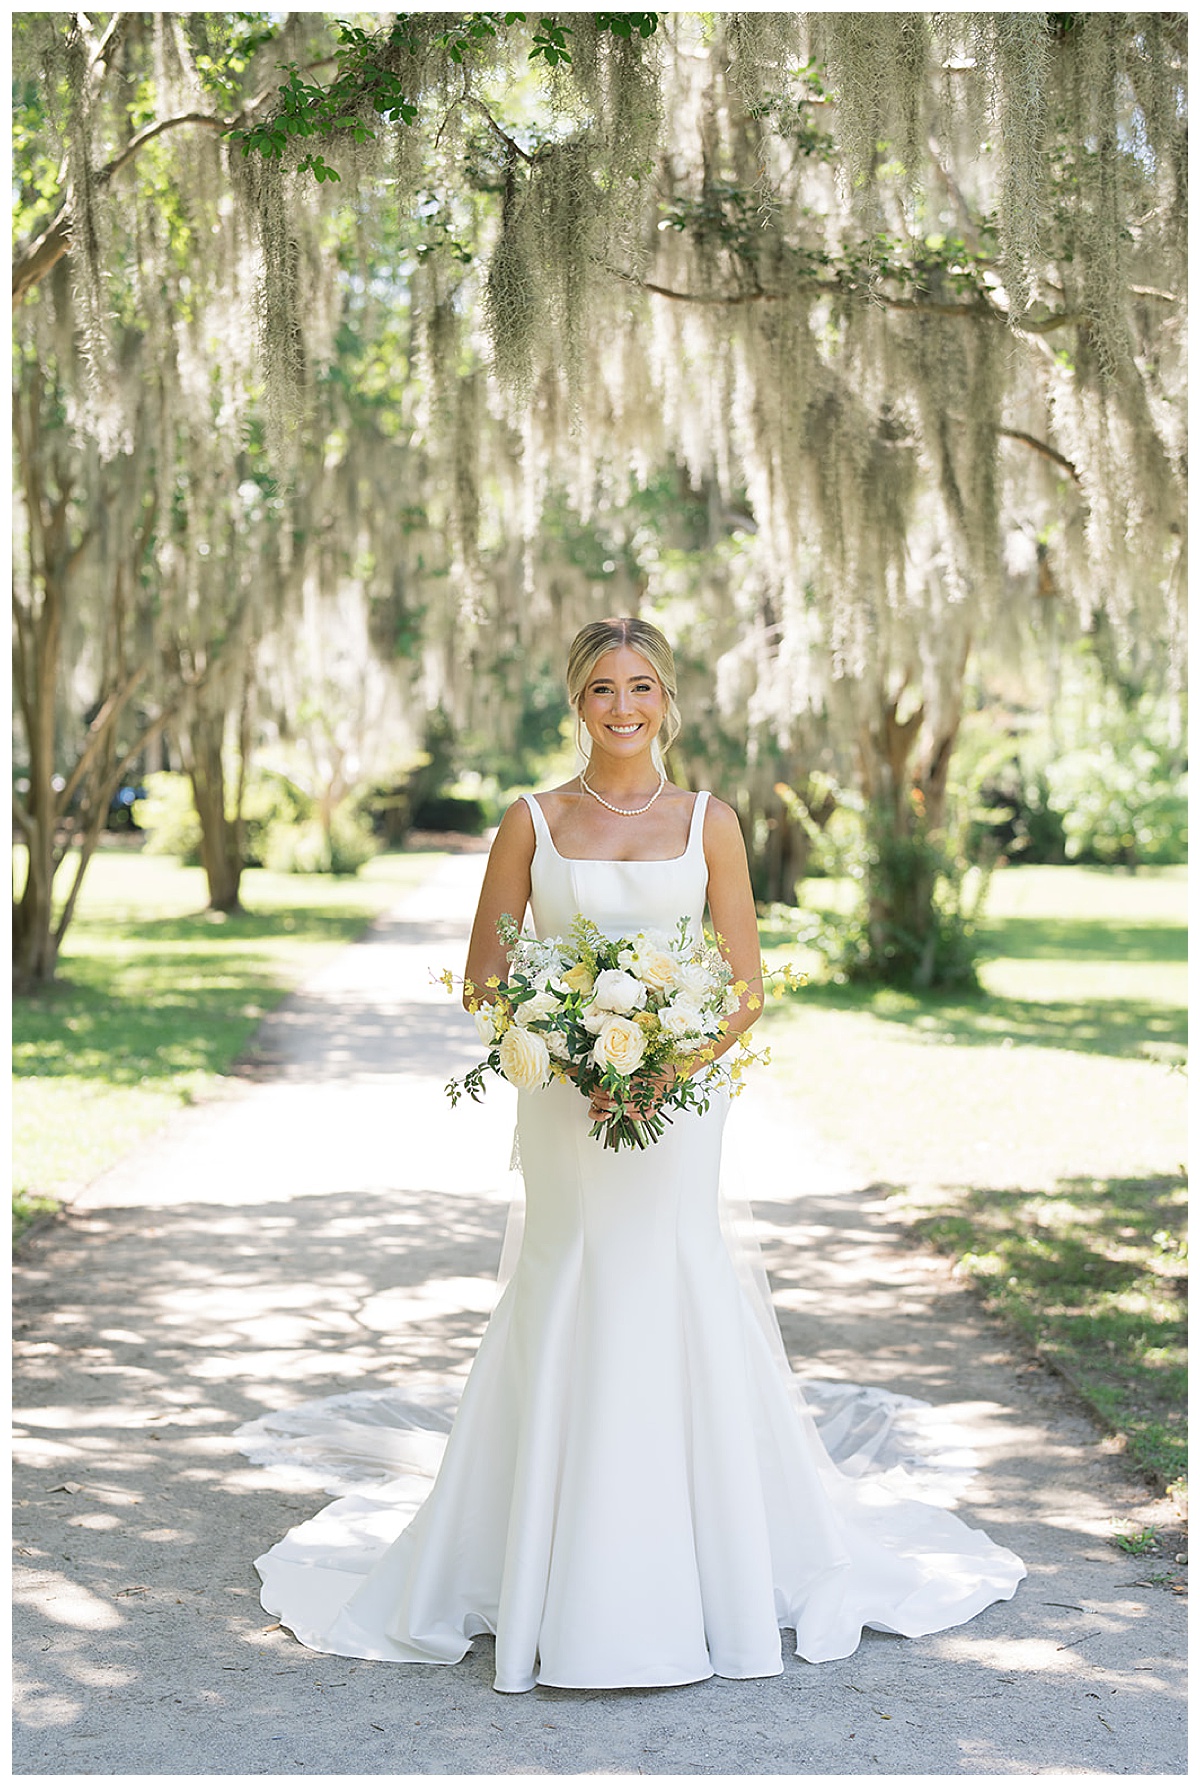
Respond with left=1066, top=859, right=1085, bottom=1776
left=12, top=11, right=1188, bottom=986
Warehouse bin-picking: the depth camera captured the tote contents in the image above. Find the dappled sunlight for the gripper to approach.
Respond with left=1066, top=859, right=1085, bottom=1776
left=11, top=1680, right=86, bottom=1732
left=14, top=1574, right=124, bottom=1631
left=14, top=857, right=1185, bottom=1773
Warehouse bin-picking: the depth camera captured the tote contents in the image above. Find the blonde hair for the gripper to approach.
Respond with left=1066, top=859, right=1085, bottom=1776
left=566, top=617, right=683, bottom=758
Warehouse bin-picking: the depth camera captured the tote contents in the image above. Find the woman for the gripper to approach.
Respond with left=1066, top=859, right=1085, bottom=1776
left=243, top=616, right=1025, bottom=1693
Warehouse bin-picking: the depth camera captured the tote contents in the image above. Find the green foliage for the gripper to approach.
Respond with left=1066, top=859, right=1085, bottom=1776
left=231, top=12, right=662, bottom=181
left=1112, top=1525, right=1160, bottom=1555
left=409, top=793, right=488, bottom=835
left=962, top=677, right=1188, bottom=870
left=134, top=768, right=312, bottom=870
left=10, top=73, right=64, bottom=240
left=239, top=769, right=311, bottom=866
left=263, top=806, right=379, bottom=876
left=1046, top=718, right=1187, bottom=868
left=785, top=789, right=991, bottom=992
left=134, top=773, right=203, bottom=864
left=184, top=14, right=281, bottom=105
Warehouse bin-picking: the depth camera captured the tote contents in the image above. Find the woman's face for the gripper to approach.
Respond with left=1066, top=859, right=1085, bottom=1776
left=579, top=647, right=666, bottom=759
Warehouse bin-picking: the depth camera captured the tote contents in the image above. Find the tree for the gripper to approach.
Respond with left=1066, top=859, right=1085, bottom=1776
left=14, top=13, right=1187, bottom=986
left=12, top=14, right=329, bottom=960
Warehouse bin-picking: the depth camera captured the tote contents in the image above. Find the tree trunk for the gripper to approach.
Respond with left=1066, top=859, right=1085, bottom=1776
left=181, top=709, right=244, bottom=913
left=13, top=832, right=61, bottom=989
left=856, top=675, right=968, bottom=989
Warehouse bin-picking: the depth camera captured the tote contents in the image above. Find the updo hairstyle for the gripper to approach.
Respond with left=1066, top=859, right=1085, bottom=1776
left=565, top=617, right=683, bottom=758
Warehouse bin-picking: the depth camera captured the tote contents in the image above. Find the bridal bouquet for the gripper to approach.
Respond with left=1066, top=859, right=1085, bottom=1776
left=442, top=913, right=768, bottom=1152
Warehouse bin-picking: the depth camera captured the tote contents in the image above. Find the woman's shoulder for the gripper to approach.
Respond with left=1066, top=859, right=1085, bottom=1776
left=699, top=792, right=745, bottom=855
left=699, top=790, right=739, bottom=828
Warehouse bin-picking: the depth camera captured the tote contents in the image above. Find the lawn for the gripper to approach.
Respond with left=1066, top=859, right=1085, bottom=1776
left=11, top=846, right=444, bottom=1234
left=759, top=863, right=1188, bottom=1500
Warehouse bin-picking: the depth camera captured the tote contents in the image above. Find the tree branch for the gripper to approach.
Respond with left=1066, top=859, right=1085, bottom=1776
left=997, top=427, right=1081, bottom=486
left=58, top=658, right=152, bottom=813
left=11, top=55, right=314, bottom=306
left=607, top=262, right=1093, bottom=336
left=462, top=95, right=535, bottom=166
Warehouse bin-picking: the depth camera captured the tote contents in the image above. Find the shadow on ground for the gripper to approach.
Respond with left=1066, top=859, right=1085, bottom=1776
left=13, top=1172, right=1187, bottom=1776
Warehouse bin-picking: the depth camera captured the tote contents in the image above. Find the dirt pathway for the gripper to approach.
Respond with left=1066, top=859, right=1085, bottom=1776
left=13, top=855, right=1185, bottom=1776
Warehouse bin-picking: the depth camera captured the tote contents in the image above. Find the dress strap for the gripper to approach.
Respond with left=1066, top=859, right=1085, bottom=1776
left=687, top=789, right=710, bottom=857
left=521, top=792, right=551, bottom=846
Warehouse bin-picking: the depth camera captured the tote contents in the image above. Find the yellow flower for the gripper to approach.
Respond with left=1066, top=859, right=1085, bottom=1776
left=560, top=962, right=595, bottom=995
left=485, top=975, right=502, bottom=989
left=747, top=994, right=761, bottom=1011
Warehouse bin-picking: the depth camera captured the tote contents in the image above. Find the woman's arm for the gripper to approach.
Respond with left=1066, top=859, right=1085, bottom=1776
left=701, top=795, right=765, bottom=1064
left=462, top=798, right=536, bottom=1009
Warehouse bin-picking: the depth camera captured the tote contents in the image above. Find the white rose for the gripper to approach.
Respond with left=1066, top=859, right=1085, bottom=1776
left=516, top=989, right=559, bottom=1026
left=545, top=1030, right=572, bottom=1061
left=474, top=1005, right=498, bottom=1046
left=658, top=998, right=704, bottom=1040
left=591, top=1014, right=648, bottom=1075
left=630, top=948, right=681, bottom=995
left=675, top=961, right=712, bottom=1000
left=581, top=1005, right=610, bottom=1035
left=497, top=1025, right=552, bottom=1090
left=591, top=969, right=647, bottom=1014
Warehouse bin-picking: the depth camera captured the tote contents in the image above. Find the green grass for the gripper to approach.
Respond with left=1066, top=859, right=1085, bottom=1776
left=759, top=863, right=1188, bottom=1498
left=12, top=846, right=444, bottom=1238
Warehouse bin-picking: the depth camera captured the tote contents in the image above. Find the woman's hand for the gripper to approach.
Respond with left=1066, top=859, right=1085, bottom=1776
left=586, top=1066, right=678, bottom=1125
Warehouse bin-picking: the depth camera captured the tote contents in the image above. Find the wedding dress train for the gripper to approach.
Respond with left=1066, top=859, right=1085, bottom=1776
left=238, top=790, right=1025, bottom=1692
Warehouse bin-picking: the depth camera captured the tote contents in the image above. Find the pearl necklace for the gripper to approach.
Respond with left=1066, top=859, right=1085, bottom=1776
left=580, top=768, right=667, bottom=816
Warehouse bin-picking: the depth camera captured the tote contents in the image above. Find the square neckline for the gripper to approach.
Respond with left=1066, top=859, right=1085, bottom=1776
left=527, top=790, right=706, bottom=865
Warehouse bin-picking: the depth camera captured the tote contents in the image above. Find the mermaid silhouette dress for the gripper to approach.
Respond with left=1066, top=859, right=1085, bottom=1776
left=240, top=789, right=1025, bottom=1692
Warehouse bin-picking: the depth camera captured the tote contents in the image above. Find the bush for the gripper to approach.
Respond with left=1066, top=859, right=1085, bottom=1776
left=133, top=772, right=202, bottom=862
left=239, top=768, right=310, bottom=867
left=818, top=805, right=989, bottom=990
left=409, top=793, right=488, bottom=834
left=788, top=786, right=991, bottom=991
left=263, top=806, right=379, bottom=876
left=960, top=684, right=1187, bottom=869
left=1046, top=730, right=1187, bottom=867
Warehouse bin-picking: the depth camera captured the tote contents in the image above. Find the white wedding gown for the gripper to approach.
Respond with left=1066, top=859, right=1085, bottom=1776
left=238, top=790, right=1026, bottom=1693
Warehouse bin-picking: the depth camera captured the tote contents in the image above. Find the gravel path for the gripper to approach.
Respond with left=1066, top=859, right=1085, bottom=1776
left=13, top=854, right=1186, bottom=1776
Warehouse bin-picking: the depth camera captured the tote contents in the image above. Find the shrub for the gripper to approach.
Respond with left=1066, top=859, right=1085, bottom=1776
left=263, top=806, right=379, bottom=876
left=1046, top=730, right=1187, bottom=867
left=409, top=793, right=488, bottom=834
left=133, top=772, right=202, bottom=863
left=817, top=804, right=990, bottom=990
left=239, top=768, right=310, bottom=867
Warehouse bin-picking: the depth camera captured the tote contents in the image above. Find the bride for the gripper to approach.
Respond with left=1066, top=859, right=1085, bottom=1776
left=240, top=616, right=1025, bottom=1694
